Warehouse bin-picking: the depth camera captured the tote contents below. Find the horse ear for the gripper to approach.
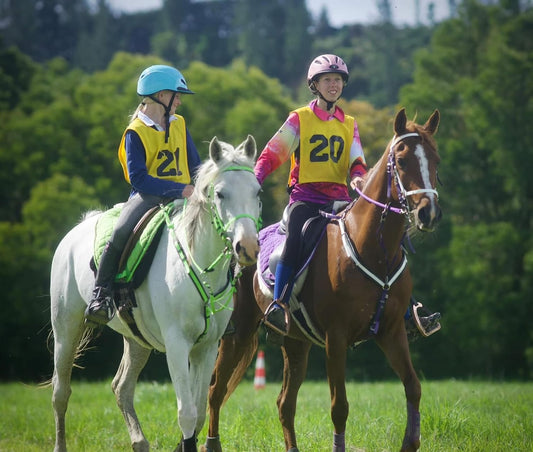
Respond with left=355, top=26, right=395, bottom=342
left=243, top=134, right=257, bottom=160
left=210, top=136, right=223, bottom=162
left=424, top=109, right=440, bottom=135
left=394, top=108, right=407, bottom=135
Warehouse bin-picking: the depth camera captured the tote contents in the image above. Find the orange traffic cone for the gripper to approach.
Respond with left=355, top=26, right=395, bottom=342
left=253, top=350, right=266, bottom=389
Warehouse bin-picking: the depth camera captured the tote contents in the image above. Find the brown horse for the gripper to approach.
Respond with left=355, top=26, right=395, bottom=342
left=201, top=108, right=441, bottom=452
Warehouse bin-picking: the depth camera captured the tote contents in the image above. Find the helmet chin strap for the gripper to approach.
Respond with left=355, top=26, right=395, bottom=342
left=148, top=92, right=177, bottom=143
left=317, top=91, right=340, bottom=111
left=311, top=81, right=341, bottom=111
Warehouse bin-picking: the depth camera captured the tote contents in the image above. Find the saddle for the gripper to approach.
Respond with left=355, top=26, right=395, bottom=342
left=90, top=202, right=179, bottom=348
left=260, top=200, right=348, bottom=288
left=258, top=201, right=348, bottom=346
left=92, top=203, right=177, bottom=287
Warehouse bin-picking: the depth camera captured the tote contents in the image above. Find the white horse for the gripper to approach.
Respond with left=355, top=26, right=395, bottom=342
left=50, top=136, right=261, bottom=452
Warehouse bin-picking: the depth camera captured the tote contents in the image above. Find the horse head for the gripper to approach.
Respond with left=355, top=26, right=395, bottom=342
left=204, top=135, right=261, bottom=266
left=389, top=108, right=442, bottom=232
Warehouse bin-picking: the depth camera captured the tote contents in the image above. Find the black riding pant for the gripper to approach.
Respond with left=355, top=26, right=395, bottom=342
left=280, top=201, right=327, bottom=268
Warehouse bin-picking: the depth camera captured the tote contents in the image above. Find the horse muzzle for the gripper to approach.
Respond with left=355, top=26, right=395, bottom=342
left=234, top=237, right=259, bottom=266
left=414, top=196, right=442, bottom=232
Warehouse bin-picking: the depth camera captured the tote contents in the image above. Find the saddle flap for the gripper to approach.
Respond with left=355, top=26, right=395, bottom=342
left=258, top=212, right=332, bottom=292
left=93, top=202, right=176, bottom=285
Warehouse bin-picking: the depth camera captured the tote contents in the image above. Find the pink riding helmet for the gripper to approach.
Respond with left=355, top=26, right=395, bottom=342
left=307, top=54, right=349, bottom=87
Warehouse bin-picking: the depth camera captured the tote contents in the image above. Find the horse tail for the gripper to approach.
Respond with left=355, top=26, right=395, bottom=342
left=40, top=326, right=100, bottom=387
left=72, top=327, right=99, bottom=368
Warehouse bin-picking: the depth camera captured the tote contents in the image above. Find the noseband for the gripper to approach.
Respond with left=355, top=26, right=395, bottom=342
left=208, top=165, right=262, bottom=241
left=356, top=132, right=439, bottom=217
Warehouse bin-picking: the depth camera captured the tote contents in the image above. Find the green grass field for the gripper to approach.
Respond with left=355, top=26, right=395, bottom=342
left=0, top=380, right=531, bottom=451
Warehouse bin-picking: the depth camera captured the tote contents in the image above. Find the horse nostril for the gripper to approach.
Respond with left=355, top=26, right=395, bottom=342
left=417, top=202, right=442, bottom=228
left=417, top=206, right=429, bottom=225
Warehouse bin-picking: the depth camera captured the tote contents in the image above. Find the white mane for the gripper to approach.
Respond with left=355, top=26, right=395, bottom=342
left=176, top=140, right=256, bottom=248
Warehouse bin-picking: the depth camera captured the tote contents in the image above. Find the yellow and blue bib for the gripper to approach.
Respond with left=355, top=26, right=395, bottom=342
left=118, top=115, right=191, bottom=185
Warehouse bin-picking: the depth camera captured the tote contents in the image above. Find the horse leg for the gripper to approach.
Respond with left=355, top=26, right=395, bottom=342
left=51, top=289, right=86, bottom=452
left=111, top=337, right=152, bottom=452
left=278, top=337, right=312, bottom=452
left=201, top=267, right=262, bottom=452
left=162, top=329, right=199, bottom=450
left=180, top=342, right=221, bottom=452
left=377, top=331, right=421, bottom=452
left=324, top=332, right=349, bottom=452
left=200, top=327, right=259, bottom=452
left=52, top=325, right=85, bottom=452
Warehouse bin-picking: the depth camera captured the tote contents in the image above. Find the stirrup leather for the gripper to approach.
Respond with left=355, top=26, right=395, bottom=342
left=411, top=301, right=441, bottom=337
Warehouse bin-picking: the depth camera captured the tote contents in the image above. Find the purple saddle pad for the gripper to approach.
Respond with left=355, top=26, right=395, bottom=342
left=258, top=222, right=285, bottom=283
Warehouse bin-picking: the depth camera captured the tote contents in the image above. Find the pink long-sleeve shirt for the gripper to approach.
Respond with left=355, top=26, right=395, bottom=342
left=255, top=100, right=367, bottom=205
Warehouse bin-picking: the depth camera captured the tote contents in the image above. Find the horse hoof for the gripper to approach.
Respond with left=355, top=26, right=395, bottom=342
left=200, top=436, right=223, bottom=452
left=400, top=441, right=420, bottom=452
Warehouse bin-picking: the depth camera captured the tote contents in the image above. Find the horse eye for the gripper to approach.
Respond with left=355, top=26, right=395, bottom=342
left=397, top=157, right=406, bottom=169
left=216, top=190, right=225, bottom=200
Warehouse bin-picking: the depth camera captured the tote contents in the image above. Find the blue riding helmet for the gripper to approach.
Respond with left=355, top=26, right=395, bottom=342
left=137, top=65, right=195, bottom=96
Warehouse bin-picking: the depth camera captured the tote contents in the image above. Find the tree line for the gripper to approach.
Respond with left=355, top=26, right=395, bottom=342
left=0, top=0, right=531, bottom=382
left=0, top=0, right=442, bottom=106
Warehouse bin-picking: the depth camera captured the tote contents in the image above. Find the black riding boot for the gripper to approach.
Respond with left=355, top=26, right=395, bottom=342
left=84, top=242, right=121, bottom=327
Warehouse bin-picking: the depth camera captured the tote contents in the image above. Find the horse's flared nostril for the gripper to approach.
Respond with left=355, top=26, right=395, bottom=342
left=417, top=206, right=430, bottom=226
left=416, top=198, right=441, bottom=231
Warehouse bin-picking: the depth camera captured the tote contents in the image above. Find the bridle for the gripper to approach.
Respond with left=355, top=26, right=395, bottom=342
left=208, top=165, right=263, bottom=250
left=355, top=132, right=439, bottom=218
left=162, top=164, right=262, bottom=342
left=337, top=131, right=439, bottom=336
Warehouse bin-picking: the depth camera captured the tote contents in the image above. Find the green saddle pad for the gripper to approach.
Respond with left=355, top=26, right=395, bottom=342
left=93, top=203, right=172, bottom=283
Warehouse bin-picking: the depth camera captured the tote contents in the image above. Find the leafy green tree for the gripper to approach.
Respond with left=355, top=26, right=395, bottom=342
left=233, top=0, right=311, bottom=87
left=183, top=59, right=294, bottom=223
left=280, top=0, right=312, bottom=87
left=0, top=221, right=51, bottom=380
left=311, top=22, right=432, bottom=106
left=0, top=43, right=36, bottom=111
left=183, top=59, right=292, bottom=148
left=22, top=174, right=99, bottom=255
left=339, top=99, right=395, bottom=165
left=0, top=57, right=85, bottom=222
left=401, top=0, right=533, bottom=378
left=0, top=174, right=98, bottom=381
left=0, top=53, right=301, bottom=379
left=1, top=0, right=91, bottom=63
left=74, top=0, right=118, bottom=72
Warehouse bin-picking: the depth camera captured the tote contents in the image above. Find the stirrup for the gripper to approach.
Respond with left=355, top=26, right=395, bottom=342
left=84, top=288, right=115, bottom=327
left=263, top=300, right=290, bottom=336
left=411, top=301, right=441, bottom=337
